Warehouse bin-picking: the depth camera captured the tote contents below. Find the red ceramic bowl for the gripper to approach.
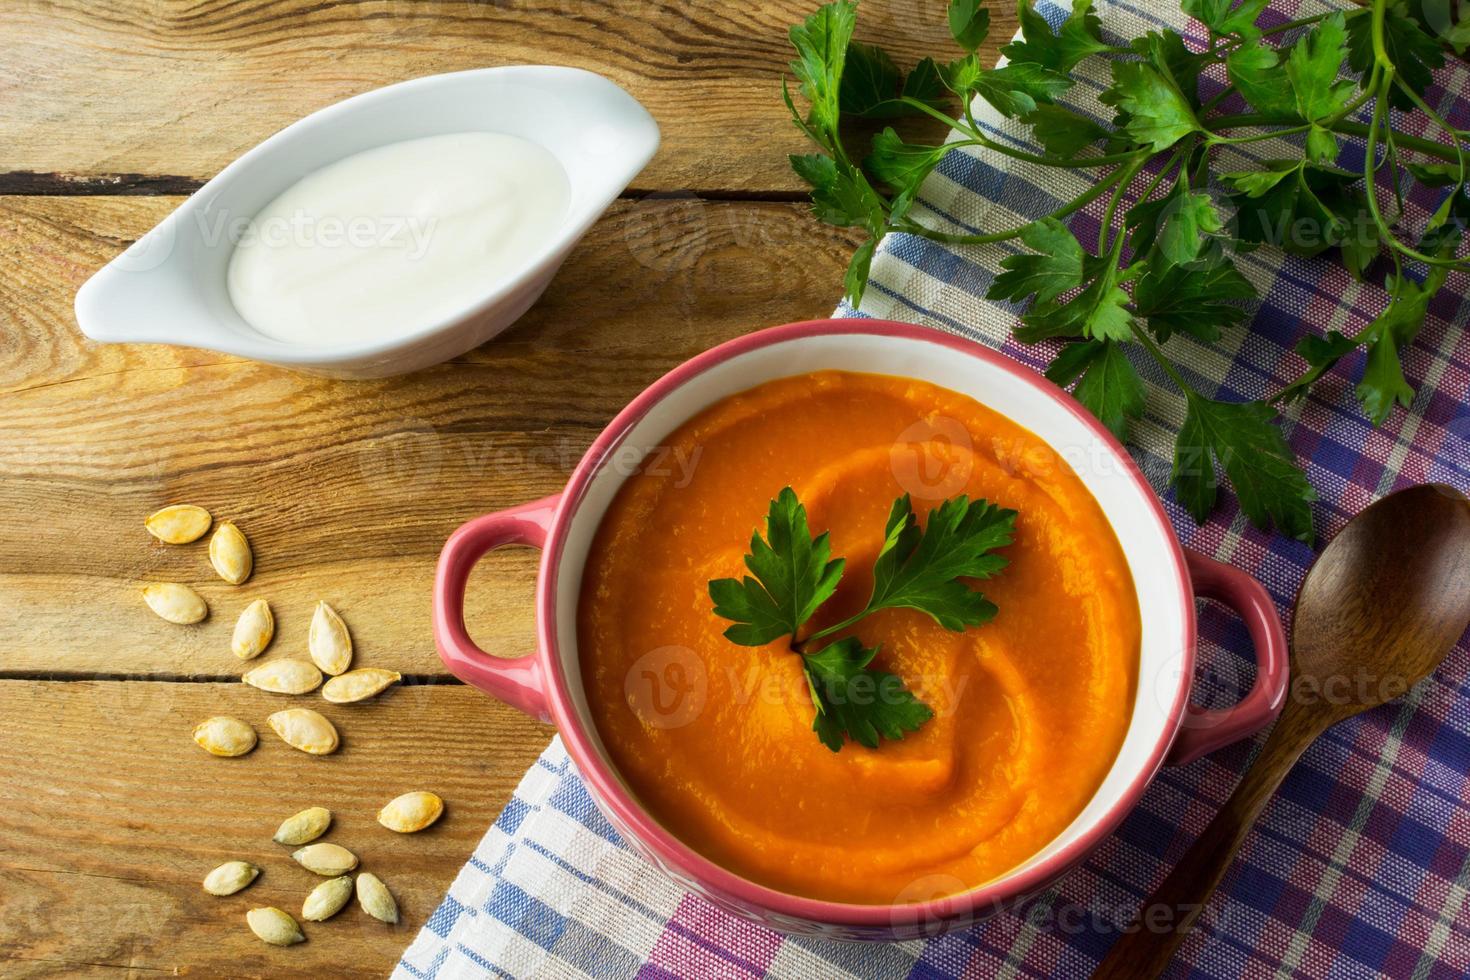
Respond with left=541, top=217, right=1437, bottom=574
left=433, top=319, right=1288, bottom=940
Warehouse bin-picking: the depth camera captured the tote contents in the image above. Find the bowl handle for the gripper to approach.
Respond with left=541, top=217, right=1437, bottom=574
left=1166, top=549, right=1289, bottom=766
left=433, top=495, right=560, bottom=722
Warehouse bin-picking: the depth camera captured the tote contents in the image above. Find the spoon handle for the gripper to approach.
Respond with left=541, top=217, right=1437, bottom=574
left=1091, top=702, right=1323, bottom=979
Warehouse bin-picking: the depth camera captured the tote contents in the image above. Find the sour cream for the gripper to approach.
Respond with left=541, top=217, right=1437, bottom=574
left=226, top=132, right=570, bottom=347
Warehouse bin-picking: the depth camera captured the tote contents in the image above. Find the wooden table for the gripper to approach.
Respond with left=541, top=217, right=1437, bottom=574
left=0, top=2, right=1015, bottom=975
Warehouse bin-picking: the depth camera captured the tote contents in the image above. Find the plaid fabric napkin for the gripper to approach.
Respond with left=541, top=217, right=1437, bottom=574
left=397, top=1, right=1470, bottom=976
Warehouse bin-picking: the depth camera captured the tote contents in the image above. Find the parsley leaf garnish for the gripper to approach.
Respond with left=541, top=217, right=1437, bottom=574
left=1046, top=339, right=1148, bottom=440
left=1131, top=32, right=1209, bottom=112
left=1286, top=14, right=1357, bottom=124
left=1003, top=0, right=1109, bottom=73
left=1025, top=104, right=1109, bottom=157
left=1356, top=272, right=1433, bottom=424
left=989, top=217, right=1086, bottom=305
left=990, top=218, right=1137, bottom=343
left=841, top=46, right=946, bottom=119
left=1227, top=163, right=1356, bottom=258
left=1160, top=191, right=1225, bottom=266
left=1134, top=259, right=1255, bottom=344
left=1359, top=329, right=1416, bottom=425
left=1124, top=184, right=1225, bottom=266
left=1226, top=44, right=1294, bottom=116
left=1274, top=330, right=1361, bottom=405
left=1182, top=0, right=1270, bottom=39
left=865, top=128, right=947, bottom=189
left=708, top=487, right=845, bottom=646
left=790, top=153, right=885, bottom=229
left=1275, top=269, right=1440, bottom=416
left=1406, top=162, right=1463, bottom=188
left=1019, top=272, right=1136, bottom=343
left=803, top=637, right=935, bottom=751
left=863, top=494, right=1016, bottom=630
left=1101, top=61, right=1201, bottom=152
left=1346, top=2, right=1444, bottom=111
left=786, top=0, right=857, bottom=142
left=1221, top=161, right=1297, bottom=199
left=969, top=63, right=1073, bottom=119
left=1173, top=394, right=1317, bottom=542
left=789, top=153, right=893, bottom=305
left=709, top=488, right=1015, bottom=751
left=947, top=0, right=990, bottom=52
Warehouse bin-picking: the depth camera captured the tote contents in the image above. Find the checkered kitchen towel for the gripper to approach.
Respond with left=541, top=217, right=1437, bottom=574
left=398, top=1, right=1470, bottom=977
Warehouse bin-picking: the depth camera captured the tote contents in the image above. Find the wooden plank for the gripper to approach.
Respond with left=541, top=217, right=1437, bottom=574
left=0, top=0, right=1012, bottom=193
left=0, top=195, right=862, bottom=677
left=0, top=680, right=554, bottom=978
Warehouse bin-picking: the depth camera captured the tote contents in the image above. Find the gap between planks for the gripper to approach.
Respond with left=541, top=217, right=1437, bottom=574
left=0, top=170, right=810, bottom=202
left=0, top=670, right=467, bottom=683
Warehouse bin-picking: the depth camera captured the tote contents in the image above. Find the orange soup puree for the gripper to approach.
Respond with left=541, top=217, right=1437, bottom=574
left=578, top=371, right=1140, bottom=903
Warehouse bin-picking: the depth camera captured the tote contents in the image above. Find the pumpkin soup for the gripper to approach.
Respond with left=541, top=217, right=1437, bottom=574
left=578, top=371, right=1140, bottom=904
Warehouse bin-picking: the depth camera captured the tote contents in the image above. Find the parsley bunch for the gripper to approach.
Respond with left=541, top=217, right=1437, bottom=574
left=708, top=487, right=1016, bottom=751
left=784, top=0, right=1469, bottom=543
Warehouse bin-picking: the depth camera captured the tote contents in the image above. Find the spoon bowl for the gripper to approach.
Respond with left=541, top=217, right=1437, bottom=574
left=1291, top=484, right=1470, bottom=717
left=1094, top=483, right=1470, bottom=979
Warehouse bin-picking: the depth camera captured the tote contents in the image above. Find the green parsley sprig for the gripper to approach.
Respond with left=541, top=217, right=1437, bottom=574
left=709, top=487, right=1016, bottom=751
left=783, top=0, right=1470, bottom=544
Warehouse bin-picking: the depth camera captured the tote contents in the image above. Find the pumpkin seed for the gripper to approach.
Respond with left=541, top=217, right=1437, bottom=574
left=308, top=601, right=352, bottom=675
left=232, top=598, right=274, bottom=660
left=302, top=875, right=354, bottom=921
left=193, top=716, right=257, bottom=757
left=378, top=791, right=444, bottom=834
left=321, top=668, right=401, bottom=704
left=356, top=872, right=399, bottom=924
left=142, top=582, right=207, bottom=625
left=203, top=860, right=260, bottom=896
left=246, top=907, right=304, bottom=946
left=273, top=806, right=332, bottom=845
left=268, top=709, right=339, bottom=755
left=209, top=521, right=253, bottom=585
left=243, top=659, right=322, bottom=695
left=292, top=842, right=358, bottom=876
left=145, top=504, right=212, bottom=544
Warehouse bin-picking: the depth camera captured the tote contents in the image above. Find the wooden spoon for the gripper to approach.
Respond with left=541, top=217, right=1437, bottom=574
left=1093, top=484, right=1470, bottom=979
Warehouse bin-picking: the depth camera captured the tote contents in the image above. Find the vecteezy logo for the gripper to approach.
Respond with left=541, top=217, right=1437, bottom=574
left=1417, top=0, right=1470, bottom=49
left=355, top=418, right=443, bottom=488
left=621, top=190, right=709, bottom=273
left=890, top=416, right=975, bottom=500
left=110, top=214, right=177, bottom=273
left=888, top=874, right=974, bottom=935
left=623, top=646, right=708, bottom=729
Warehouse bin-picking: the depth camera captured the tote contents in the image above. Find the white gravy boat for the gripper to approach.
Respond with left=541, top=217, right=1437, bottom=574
left=74, top=67, right=660, bottom=378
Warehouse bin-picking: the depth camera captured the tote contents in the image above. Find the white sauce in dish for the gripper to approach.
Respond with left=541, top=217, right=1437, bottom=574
left=226, top=132, right=570, bottom=347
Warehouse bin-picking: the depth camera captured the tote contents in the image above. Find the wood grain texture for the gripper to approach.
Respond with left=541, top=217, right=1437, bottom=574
left=0, top=0, right=1013, bottom=193
left=0, top=194, right=861, bottom=678
left=0, top=680, right=553, bottom=977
